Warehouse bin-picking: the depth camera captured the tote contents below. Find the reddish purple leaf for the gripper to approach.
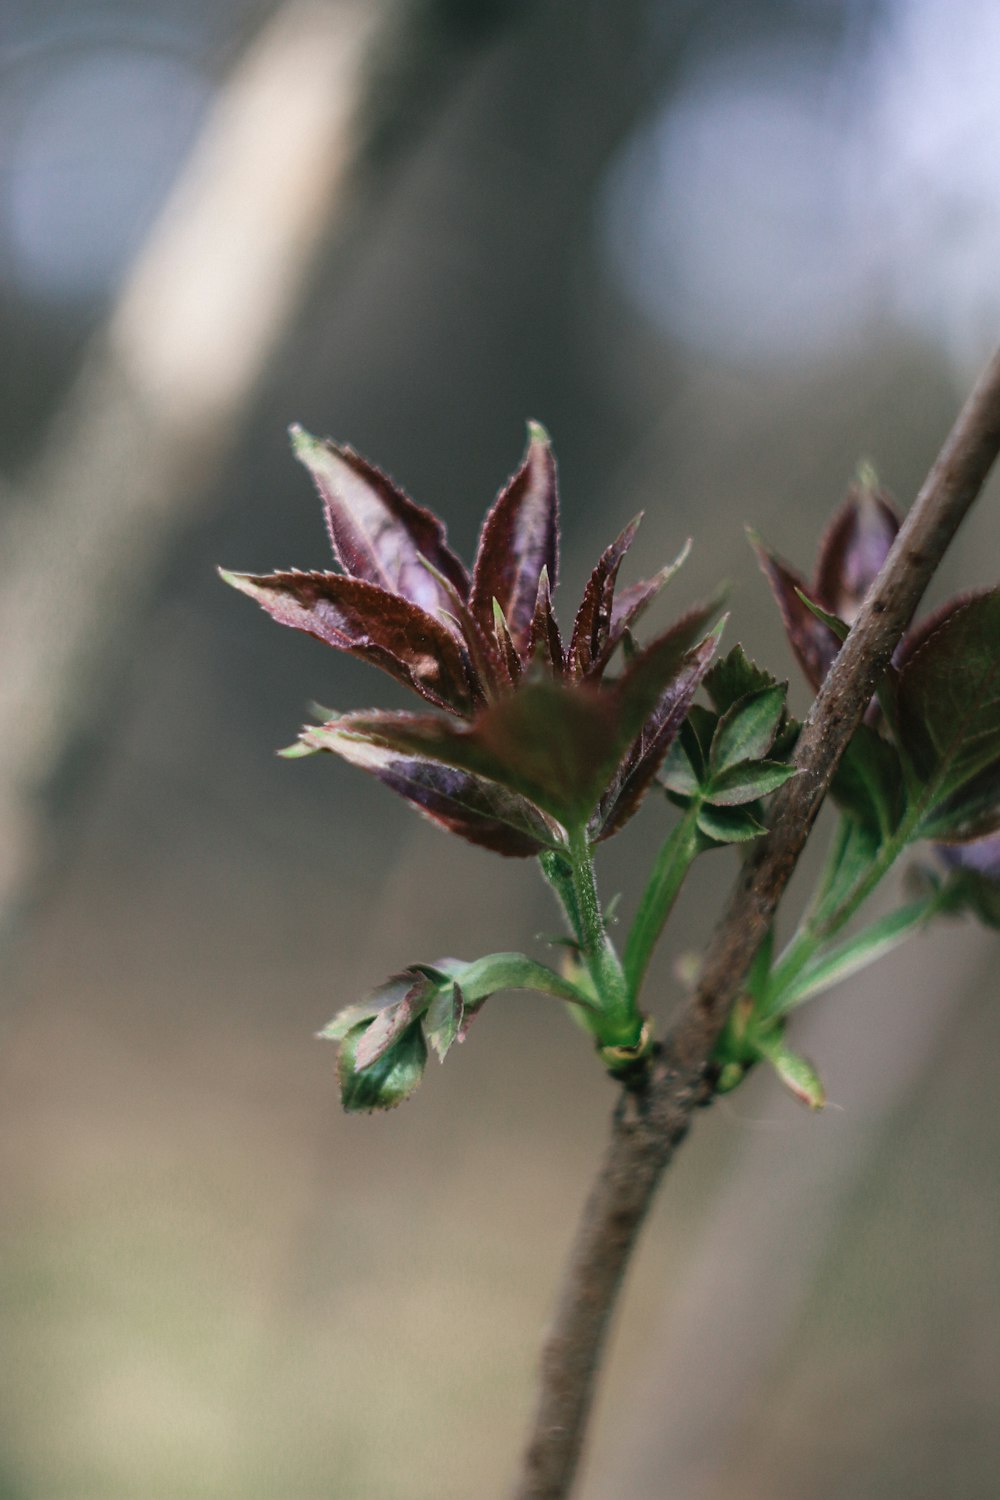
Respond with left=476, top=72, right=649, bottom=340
left=220, top=568, right=477, bottom=713
left=593, top=542, right=691, bottom=678
left=896, top=589, right=1000, bottom=804
left=292, top=427, right=469, bottom=614
left=527, top=568, right=564, bottom=674
left=302, top=716, right=559, bottom=855
left=814, top=479, right=900, bottom=625
left=896, top=589, right=990, bottom=670
left=568, top=518, right=640, bottom=676
left=492, top=600, right=524, bottom=687
left=310, top=690, right=623, bottom=829
left=753, top=540, right=839, bottom=691
left=469, top=423, right=558, bottom=653
left=594, top=629, right=721, bottom=839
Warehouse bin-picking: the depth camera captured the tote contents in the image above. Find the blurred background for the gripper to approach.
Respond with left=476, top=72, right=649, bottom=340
left=2, top=1, right=1000, bottom=1496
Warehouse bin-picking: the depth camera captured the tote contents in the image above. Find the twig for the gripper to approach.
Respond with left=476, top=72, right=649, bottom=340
left=512, top=346, right=1000, bottom=1500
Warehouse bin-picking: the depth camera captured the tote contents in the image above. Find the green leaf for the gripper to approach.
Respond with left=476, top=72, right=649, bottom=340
left=448, top=951, right=594, bottom=1008
left=696, top=803, right=765, bottom=843
left=769, top=897, right=938, bottom=1014
left=338, top=1021, right=428, bottom=1112
left=830, top=724, right=904, bottom=838
left=658, top=737, right=702, bottom=797
left=681, top=706, right=717, bottom=776
left=795, top=589, right=850, bottom=642
left=703, top=759, right=798, bottom=806
left=423, top=983, right=466, bottom=1060
left=754, top=1030, right=826, bottom=1108
left=745, top=927, right=775, bottom=1004
left=709, top=684, right=788, bottom=771
left=704, top=643, right=780, bottom=716
left=810, top=815, right=882, bottom=922
left=898, top=590, right=1000, bottom=816
left=917, top=763, right=1000, bottom=844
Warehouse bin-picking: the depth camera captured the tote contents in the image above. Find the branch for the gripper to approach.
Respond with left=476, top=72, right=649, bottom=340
left=512, top=347, right=1000, bottom=1500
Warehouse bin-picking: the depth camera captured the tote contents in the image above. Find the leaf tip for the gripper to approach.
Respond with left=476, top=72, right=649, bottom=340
left=289, top=422, right=325, bottom=464
left=854, top=456, right=880, bottom=492
left=278, top=737, right=319, bottom=759
left=526, top=419, right=551, bottom=448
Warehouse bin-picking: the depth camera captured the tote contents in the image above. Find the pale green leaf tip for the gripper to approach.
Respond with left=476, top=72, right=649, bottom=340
left=278, top=738, right=318, bottom=759
left=289, top=422, right=324, bottom=462
left=855, top=457, right=879, bottom=490
left=527, top=419, right=550, bottom=447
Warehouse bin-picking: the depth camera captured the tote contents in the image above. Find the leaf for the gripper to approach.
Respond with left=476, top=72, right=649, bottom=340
left=310, top=693, right=618, bottom=828
left=353, top=974, right=437, bottom=1070
left=704, top=643, right=780, bottom=716
left=709, top=684, right=788, bottom=772
left=681, top=706, right=717, bottom=776
left=752, top=535, right=840, bottom=690
left=338, top=1020, right=428, bottom=1112
left=593, top=542, right=693, bottom=676
left=754, top=1031, right=825, bottom=1108
left=768, top=898, right=938, bottom=1014
left=830, top=723, right=904, bottom=837
left=317, top=1003, right=383, bottom=1042
left=447, top=951, right=594, bottom=1008
left=324, top=617, right=720, bottom=833
left=814, top=474, right=900, bottom=624
left=469, top=423, right=558, bottom=653
left=568, top=517, right=641, bottom=675
left=527, top=567, right=564, bottom=674
left=703, top=759, right=798, bottom=806
left=897, top=590, right=1000, bottom=813
left=423, top=983, right=466, bottom=1061
left=291, top=426, right=469, bottom=614
left=696, top=803, right=765, bottom=843
left=318, top=967, right=427, bottom=1044
left=812, top=815, right=882, bottom=919
left=795, top=590, right=849, bottom=643
left=492, top=598, right=523, bottom=685
left=220, top=569, right=477, bottom=713
left=593, top=627, right=722, bottom=839
left=659, top=737, right=702, bottom=797
left=300, top=719, right=560, bottom=855
left=918, top=762, right=1000, bottom=844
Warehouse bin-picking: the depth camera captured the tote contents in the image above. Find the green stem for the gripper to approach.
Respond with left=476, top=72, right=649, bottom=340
left=565, top=823, right=637, bottom=1049
left=624, top=801, right=703, bottom=998
left=538, top=848, right=583, bottom=947
left=761, top=801, right=925, bottom=1021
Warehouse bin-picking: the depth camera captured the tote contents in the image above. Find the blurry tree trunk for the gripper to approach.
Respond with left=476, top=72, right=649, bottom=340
left=0, top=0, right=537, bottom=966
